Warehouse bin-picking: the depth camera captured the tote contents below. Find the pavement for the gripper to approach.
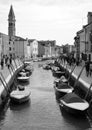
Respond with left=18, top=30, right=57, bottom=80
left=0, top=59, right=23, bottom=94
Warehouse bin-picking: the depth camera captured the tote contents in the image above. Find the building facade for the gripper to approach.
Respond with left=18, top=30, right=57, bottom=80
left=15, top=36, right=28, bottom=59
left=38, top=41, right=45, bottom=57
left=39, top=40, right=56, bottom=58
left=0, top=33, right=9, bottom=59
left=75, top=12, right=92, bottom=61
left=28, top=39, right=38, bottom=59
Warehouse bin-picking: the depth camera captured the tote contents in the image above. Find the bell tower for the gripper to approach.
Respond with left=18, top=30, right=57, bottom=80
left=8, top=5, right=16, bottom=57
left=8, top=5, right=16, bottom=37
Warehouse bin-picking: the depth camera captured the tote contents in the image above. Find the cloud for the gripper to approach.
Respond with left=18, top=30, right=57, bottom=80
left=1, top=0, right=92, bottom=45
left=0, top=0, right=90, bottom=6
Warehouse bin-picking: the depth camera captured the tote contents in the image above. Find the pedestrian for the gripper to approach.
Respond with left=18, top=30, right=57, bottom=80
left=5, top=55, right=8, bottom=65
left=76, top=57, right=79, bottom=66
left=7, top=57, right=10, bottom=69
left=9, top=56, right=12, bottom=65
left=1, top=58, right=4, bottom=69
left=85, top=59, right=90, bottom=77
left=89, top=62, right=92, bottom=76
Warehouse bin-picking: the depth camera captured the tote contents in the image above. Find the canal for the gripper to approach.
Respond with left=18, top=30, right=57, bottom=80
left=0, top=61, right=92, bottom=130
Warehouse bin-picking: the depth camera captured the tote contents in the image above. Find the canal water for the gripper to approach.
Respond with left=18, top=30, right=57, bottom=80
left=0, top=61, right=92, bottom=130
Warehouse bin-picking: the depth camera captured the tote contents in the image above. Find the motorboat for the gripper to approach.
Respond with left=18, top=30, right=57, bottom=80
left=54, top=76, right=68, bottom=85
left=43, top=64, right=51, bottom=70
left=54, top=81, right=73, bottom=99
left=24, top=65, right=33, bottom=75
left=59, top=92, right=89, bottom=115
left=10, top=87, right=31, bottom=104
left=17, top=74, right=30, bottom=82
left=19, top=70, right=31, bottom=77
left=52, top=69, right=65, bottom=78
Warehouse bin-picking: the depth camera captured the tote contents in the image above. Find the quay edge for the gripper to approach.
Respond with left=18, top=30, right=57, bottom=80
left=0, top=62, right=24, bottom=108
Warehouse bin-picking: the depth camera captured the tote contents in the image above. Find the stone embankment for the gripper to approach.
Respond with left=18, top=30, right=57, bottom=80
left=0, top=59, right=24, bottom=106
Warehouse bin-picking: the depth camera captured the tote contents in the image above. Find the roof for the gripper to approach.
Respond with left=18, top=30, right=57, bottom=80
left=38, top=40, right=56, bottom=46
left=8, top=5, right=15, bottom=19
left=28, top=39, right=36, bottom=43
left=15, top=36, right=26, bottom=41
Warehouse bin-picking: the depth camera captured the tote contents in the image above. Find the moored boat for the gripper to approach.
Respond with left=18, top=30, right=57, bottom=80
left=10, top=87, right=31, bottom=104
left=43, top=64, right=51, bottom=70
left=59, top=65, right=91, bottom=116
left=59, top=92, right=89, bottom=115
left=17, top=75, right=30, bottom=82
left=54, top=76, right=68, bottom=84
left=54, top=82, right=73, bottom=99
left=52, top=70, right=65, bottom=78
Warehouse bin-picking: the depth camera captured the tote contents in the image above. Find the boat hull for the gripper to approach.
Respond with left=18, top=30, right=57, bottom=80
left=10, top=94, right=30, bottom=104
left=54, top=85, right=73, bottom=100
left=52, top=70, right=65, bottom=78
left=59, top=100, right=88, bottom=115
left=17, top=76, right=29, bottom=82
left=10, top=90, right=31, bottom=104
left=59, top=92, right=89, bottom=116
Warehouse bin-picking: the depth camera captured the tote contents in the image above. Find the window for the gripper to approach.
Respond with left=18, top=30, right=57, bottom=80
left=9, top=23, right=13, bottom=26
left=9, top=47, right=11, bottom=51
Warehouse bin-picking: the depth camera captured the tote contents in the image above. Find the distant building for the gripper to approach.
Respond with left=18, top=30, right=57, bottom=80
left=28, top=39, right=38, bottom=59
left=38, top=40, right=56, bottom=58
left=75, top=12, right=92, bottom=61
left=15, top=36, right=28, bottom=59
left=0, top=33, right=9, bottom=59
left=54, top=45, right=62, bottom=57
left=38, top=41, right=45, bottom=57
left=26, top=40, right=31, bottom=59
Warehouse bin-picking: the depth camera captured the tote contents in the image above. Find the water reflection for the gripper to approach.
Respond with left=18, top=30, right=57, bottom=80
left=0, top=99, right=10, bottom=126
left=9, top=100, right=31, bottom=112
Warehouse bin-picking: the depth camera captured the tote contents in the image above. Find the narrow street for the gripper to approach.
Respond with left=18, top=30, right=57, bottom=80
left=0, top=61, right=91, bottom=130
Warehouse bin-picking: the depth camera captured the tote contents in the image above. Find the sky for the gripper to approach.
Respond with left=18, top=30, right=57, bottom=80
left=0, top=0, right=92, bottom=45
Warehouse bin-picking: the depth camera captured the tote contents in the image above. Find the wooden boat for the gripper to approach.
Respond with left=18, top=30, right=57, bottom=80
left=18, top=70, right=31, bottom=77
left=59, top=92, right=89, bottom=115
left=54, top=76, right=68, bottom=84
left=54, top=82, right=73, bottom=99
left=59, top=65, right=91, bottom=115
left=24, top=66, right=33, bottom=75
left=43, top=64, right=51, bottom=70
left=10, top=87, right=31, bottom=104
left=18, top=85, right=25, bottom=91
left=25, top=65, right=32, bottom=72
left=17, top=74, right=30, bottom=82
left=52, top=69, right=65, bottom=78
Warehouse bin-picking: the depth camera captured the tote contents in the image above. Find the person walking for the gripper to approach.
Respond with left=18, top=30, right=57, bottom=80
left=89, top=62, right=92, bottom=76
left=5, top=55, right=8, bottom=66
left=85, top=59, right=90, bottom=77
left=7, top=57, right=10, bottom=69
left=9, top=55, right=12, bottom=66
left=1, top=58, right=4, bottom=69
